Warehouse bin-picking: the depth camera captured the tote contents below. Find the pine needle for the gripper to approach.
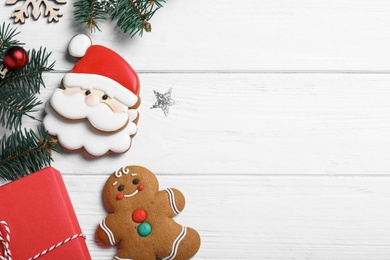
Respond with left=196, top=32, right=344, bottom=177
left=0, top=22, right=23, bottom=56
left=0, top=46, right=54, bottom=130
left=0, top=88, right=42, bottom=129
left=73, top=0, right=166, bottom=36
left=112, top=0, right=166, bottom=36
left=0, top=127, right=60, bottom=181
left=0, top=23, right=59, bottom=181
left=74, top=0, right=108, bottom=32
left=0, top=47, right=55, bottom=94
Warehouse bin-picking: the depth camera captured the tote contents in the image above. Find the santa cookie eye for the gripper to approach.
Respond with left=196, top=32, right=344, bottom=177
left=132, top=179, right=139, bottom=185
left=118, top=185, right=125, bottom=191
left=85, top=90, right=91, bottom=95
left=102, top=94, right=108, bottom=100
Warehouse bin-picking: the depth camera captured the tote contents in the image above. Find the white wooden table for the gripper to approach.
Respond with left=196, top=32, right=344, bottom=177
left=2, top=1, right=390, bottom=259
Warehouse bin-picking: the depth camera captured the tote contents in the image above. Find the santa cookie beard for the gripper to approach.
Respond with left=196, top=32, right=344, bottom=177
left=44, top=88, right=138, bottom=157
left=50, top=88, right=130, bottom=132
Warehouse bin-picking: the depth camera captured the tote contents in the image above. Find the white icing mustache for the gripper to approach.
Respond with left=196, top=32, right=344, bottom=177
left=50, top=89, right=129, bottom=133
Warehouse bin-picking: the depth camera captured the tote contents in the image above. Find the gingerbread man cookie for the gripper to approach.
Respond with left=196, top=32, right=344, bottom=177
left=96, top=166, right=201, bottom=260
left=43, top=34, right=140, bottom=157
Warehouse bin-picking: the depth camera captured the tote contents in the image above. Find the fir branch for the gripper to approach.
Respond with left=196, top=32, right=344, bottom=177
left=0, top=47, right=54, bottom=94
left=74, top=0, right=109, bottom=32
left=73, top=0, right=166, bottom=36
left=112, top=0, right=166, bottom=36
left=0, top=22, right=23, bottom=57
left=0, top=88, right=42, bottom=130
left=0, top=127, right=60, bottom=181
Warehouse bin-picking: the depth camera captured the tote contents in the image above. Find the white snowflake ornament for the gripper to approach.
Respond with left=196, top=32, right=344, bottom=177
left=6, top=0, right=67, bottom=23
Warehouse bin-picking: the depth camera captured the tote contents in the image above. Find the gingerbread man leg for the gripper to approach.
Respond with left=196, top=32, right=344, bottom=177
left=159, top=226, right=201, bottom=260
left=96, top=218, right=117, bottom=247
left=115, top=247, right=155, bottom=260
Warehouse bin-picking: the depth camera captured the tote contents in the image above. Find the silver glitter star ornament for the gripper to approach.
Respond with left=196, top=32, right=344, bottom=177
left=96, top=0, right=116, bottom=12
left=151, top=88, right=176, bottom=117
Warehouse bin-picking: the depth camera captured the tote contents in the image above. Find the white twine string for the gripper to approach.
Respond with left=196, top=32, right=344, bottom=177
left=28, top=233, right=86, bottom=260
left=0, top=221, right=12, bottom=260
left=0, top=220, right=86, bottom=260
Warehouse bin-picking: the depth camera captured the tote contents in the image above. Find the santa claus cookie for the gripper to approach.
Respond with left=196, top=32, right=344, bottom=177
left=96, top=165, right=201, bottom=260
left=43, top=34, right=140, bottom=157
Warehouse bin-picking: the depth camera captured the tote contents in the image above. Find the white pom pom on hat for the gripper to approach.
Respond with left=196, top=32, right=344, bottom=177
left=68, top=34, right=92, bottom=58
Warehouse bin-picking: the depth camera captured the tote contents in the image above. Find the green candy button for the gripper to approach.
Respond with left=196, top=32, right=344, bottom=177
left=137, top=222, right=152, bottom=237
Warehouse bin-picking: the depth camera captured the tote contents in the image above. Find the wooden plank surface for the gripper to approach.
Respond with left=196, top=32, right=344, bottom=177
left=25, top=73, right=390, bottom=176
left=1, top=1, right=390, bottom=259
left=65, top=174, right=390, bottom=259
left=1, top=1, right=390, bottom=71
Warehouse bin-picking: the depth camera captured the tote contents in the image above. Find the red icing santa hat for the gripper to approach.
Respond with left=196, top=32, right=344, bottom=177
left=63, top=34, right=139, bottom=107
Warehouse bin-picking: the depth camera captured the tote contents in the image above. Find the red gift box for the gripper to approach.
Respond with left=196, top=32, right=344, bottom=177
left=0, top=167, right=91, bottom=259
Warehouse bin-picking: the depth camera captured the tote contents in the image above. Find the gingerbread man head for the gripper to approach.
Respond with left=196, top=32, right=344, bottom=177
left=96, top=165, right=201, bottom=260
left=103, top=165, right=159, bottom=213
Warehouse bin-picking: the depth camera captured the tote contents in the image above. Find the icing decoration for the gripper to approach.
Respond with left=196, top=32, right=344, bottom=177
left=137, top=222, right=152, bottom=237
left=96, top=166, right=200, bottom=259
left=124, top=189, right=139, bottom=198
left=43, top=103, right=137, bottom=157
left=63, top=73, right=138, bottom=107
left=99, top=219, right=116, bottom=246
left=114, top=256, right=133, bottom=260
left=112, top=181, right=118, bottom=186
left=115, top=167, right=131, bottom=178
left=68, top=34, right=92, bottom=58
left=49, top=90, right=129, bottom=132
left=161, top=227, right=188, bottom=260
left=85, top=91, right=100, bottom=107
left=131, top=173, right=137, bottom=176
left=165, top=188, right=181, bottom=216
left=43, top=34, right=141, bottom=157
left=67, top=40, right=140, bottom=106
left=132, top=209, right=147, bottom=223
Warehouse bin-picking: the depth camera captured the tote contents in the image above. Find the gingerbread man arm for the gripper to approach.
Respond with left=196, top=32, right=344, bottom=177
left=95, top=214, right=119, bottom=246
left=157, top=188, right=186, bottom=217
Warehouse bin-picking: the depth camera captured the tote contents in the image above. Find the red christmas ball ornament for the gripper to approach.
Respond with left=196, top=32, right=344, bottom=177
left=0, top=46, right=29, bottom=79
left=4, top=46, right=29, bottom=70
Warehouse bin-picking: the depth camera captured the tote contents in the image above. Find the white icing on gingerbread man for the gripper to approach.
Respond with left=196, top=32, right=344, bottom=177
left=96, top=166, right=201, bottom=260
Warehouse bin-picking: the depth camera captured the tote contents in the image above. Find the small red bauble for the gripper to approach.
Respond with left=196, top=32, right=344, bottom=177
left=3, top=46, right=29, bottom=71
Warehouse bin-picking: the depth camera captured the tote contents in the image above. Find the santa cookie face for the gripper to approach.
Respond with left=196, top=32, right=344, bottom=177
left=96, top=166, right=201, bottom=260
left=43, top=34, right=140, bottom=157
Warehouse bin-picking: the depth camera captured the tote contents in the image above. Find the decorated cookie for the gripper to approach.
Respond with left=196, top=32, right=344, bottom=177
left=96, top=165, right=201, bottom=260
left=43, top=34, right=140, bottom=157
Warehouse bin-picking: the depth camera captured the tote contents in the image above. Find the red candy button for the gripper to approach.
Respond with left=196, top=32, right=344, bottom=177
left=117, top=193, right=124, bottom=200
left=132, top=209, right=147, bottom=223
left=137, top=184, right=144, bottom=191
